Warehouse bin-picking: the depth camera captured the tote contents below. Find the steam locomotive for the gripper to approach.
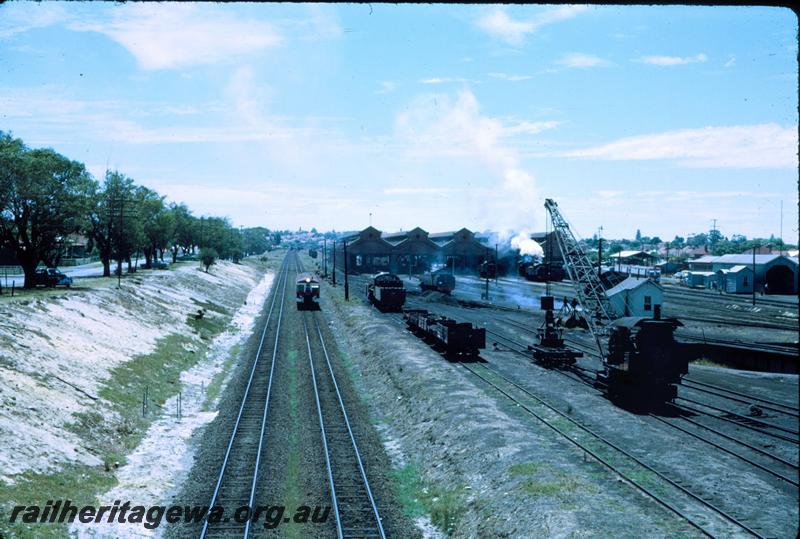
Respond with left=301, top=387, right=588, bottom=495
left=596, top=316, right=688, bottom=408
left=366, top=272, right=406, bottom=312
left=420, top=271, right=456, bottom=294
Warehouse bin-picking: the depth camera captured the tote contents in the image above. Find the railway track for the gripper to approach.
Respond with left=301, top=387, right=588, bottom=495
left=400, top=301, right=800, bottom=493
left=460, top=362, right=772, bottom=539
left=201, top=257, right=290, bottom=538
left=200, top=254, right=386, bottom=538
left=322, top=263, right=797, bottom=527
left=296, top=256, right=386, bottom=539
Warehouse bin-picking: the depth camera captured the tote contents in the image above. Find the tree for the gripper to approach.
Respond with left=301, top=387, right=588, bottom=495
left=688, top=233, right=708, bottom=247
left=87, top=171, right=140, bottom=277
left=242, top=227, right=270, bottom=256
left=671, top=236, right=685, bottom=248
left=136, top=187, right=174, bottom=268
left=708, top=229, right=724, bottom=245
left=170, top=203, right=197, bottom=258
left=199, top=247, right=217, bottom=272
left=0, top=133, right=95, bottom=287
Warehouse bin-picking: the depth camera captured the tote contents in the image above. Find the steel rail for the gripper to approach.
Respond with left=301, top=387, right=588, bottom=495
left=200, top=255, right=289, bottom=539
left=492, top=319, right=800, bottom=476
left=680, top=382, right=799, bottom=418
left=462, top=362, right=768, bottom=539
left=676, top=396, right=799, bottom=439
left=674, top=400, right=799, bottom=446
left=314, top=316, right=386, bottom=539
left=303, top=313, right=344, bottom=539
left=646, top=413, right=798, bottom=486
left=297, top=251, right=385, bottom=538
left=243, top=256, right=288, bottom=538
left=551, top=360, right=800, bottom=477
left=460, top=363, right=717, bottom=538
left=682, top=378, right=799, bottom=414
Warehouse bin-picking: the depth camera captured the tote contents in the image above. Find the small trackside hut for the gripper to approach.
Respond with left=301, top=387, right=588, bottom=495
left=296, top=272, right=320, bottom=310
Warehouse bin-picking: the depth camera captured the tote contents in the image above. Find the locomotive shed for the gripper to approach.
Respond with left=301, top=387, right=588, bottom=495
left=305, top=252, right=798, bottom=538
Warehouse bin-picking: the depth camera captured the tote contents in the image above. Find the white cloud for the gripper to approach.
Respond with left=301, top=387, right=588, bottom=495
left=69, top=4, right=283, bottom=70
left=504, top=121, right=560, bottom=136
left=419, top=77, right=477, bottom=85
left=476, top=5, right=588, bottom=46
left=555, top=52, right=612, bottom=68
left=562, top=124, right=798, bottom=168
left=394, top=90, right=551, bottom=230
left=488, top=72, right=533, bottom=81
left=0, top=3, right=67, bottom=38
left=635, top=53, right=708, bottom=66
left=724, top=55, right=737, bottom=68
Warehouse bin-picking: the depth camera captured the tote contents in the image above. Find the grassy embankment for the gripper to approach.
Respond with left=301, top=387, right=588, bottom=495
left=0, top=257, right=279, bottom=538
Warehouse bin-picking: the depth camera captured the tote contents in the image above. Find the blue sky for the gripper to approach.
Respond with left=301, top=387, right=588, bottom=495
left=1, top=3, right=797, bottom=241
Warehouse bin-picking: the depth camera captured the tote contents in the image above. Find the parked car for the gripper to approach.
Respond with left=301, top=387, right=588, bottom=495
left=33, top=268, right=73, bottom=288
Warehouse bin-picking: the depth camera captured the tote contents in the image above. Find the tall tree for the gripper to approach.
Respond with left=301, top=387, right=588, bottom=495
left=169, top=203, right=196, bottom=260
left=0, top=133, right=95, bottom=287
left=88, top=171, right=131, bottom=276
left=136, top=186, right=167, bottom=268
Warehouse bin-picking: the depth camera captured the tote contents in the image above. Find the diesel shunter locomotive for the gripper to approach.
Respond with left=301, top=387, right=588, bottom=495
left=296, top=272, right=320, bottom=310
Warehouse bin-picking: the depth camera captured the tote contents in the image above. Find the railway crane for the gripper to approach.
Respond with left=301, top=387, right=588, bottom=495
left=540, top=198, right=688, bottom=408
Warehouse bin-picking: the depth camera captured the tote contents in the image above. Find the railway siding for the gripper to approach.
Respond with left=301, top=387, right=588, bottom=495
left=314, top=259, right=723, bottom=537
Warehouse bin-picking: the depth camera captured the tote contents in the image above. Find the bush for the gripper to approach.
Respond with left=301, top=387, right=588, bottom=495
left=199, top=247, right=218, bottom=272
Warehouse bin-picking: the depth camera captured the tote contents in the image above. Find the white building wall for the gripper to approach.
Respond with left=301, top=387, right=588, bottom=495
left=608, top=282, right=663, bottom=317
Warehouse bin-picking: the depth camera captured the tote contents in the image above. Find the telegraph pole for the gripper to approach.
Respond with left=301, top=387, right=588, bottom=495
left=494, top=243, right=498, bottom=283
left=752, top=245, right=757, bottom=306
left=332, top=240, right=336, bottom=286
left=484, top=247, right=490, bottom=300
left=343, top=239, right=349, bottom=301
left=117, top=196, right=123, bottom=288
left=323, top=238, right=327, bottom=278
left=780, top=200, right=784, bottom=255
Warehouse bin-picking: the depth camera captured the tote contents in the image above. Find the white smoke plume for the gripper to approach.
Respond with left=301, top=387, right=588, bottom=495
left=395, top=90, right=550, bottom=233
left=510, top=230, right=543, bottom=257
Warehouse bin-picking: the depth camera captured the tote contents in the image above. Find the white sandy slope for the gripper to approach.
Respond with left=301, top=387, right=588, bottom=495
left=69, top=272, right=274, bottom=538
left=0, top=261, right=263, bottom=485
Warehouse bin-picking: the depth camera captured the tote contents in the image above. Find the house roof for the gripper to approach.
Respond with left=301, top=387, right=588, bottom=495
left=691, top=254, right=792, bottom=265
left=727, top=265, right=753, bottom=273
left=615, top=250, right=656, bottom=259
left=605, top=276, right=661, bottom=296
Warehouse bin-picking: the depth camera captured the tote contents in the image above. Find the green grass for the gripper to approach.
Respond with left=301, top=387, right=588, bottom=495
left=691, top=357, right=729, bottom=369
left=191, top=298, right=229, bottom=315
left=515, top=466, right=597, bottom=507
left=0, top=323, right=232, bottom=538
left=282, top=347, right=304, bottom=539
left=0, top=465, right=117, bottom=538
left=390, top=464, right=467, bottom=536
left=508, top=462, right=541, bottom=476
left=187, top=311, right=228, bottom=340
